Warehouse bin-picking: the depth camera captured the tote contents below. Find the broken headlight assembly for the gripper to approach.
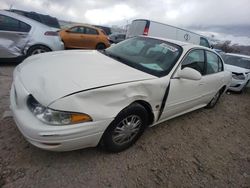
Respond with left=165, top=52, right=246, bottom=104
left=232, top=72, right=245, bottom=80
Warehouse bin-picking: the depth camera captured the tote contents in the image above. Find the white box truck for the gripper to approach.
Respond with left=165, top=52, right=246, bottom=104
left=126, top=19, right=211, bottom=48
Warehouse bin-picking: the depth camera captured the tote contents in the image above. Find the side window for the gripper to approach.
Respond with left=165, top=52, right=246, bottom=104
left=69, top=26, right=84, bottom=33
left=200, top=37, right=210, bottom=48
left=19, top=21, right=31, bottom=32
left=182, top=50, right=205, bottom=75
left=218, top=57, right=224, bottom=71
left=206, top=51, right=221, bottom=74
left=85, top=27, right=98, bottom=35
left=0, top=14, right=31, bottom=32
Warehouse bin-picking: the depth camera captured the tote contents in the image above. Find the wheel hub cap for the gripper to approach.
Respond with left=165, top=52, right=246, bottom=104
left=112, top=115, right=142, bottom=145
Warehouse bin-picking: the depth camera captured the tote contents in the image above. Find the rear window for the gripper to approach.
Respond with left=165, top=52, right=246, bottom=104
left=39, top=15, right=60, bottom=28
left=10, top=10, right=60, bottom=29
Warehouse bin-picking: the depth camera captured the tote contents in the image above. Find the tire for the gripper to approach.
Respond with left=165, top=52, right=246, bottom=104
left=27, top=45, right=51, bottom=57
left=102, top=103, right=148, bottom=152
left=96, top=43, right=106, bottom=50
left=206, top=89, right=222, bottom=108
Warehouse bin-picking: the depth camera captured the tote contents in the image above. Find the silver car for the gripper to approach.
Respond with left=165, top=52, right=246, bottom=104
left=0, top=10, right=64, bottom=59
left=109, top=33, right=126, bottom=44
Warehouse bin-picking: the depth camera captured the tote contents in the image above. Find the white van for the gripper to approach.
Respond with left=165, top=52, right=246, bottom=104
left=126, top=19, right=211, bottom=48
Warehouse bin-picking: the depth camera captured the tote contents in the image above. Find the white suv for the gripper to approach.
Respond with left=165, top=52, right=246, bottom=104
left=0, top=10, right=64, bottom=60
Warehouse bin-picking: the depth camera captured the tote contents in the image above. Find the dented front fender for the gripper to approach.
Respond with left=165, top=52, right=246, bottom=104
left=49, top=77, right=170, bottom=122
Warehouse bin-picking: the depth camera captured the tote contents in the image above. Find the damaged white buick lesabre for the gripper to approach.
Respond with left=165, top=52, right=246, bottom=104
left=10, top=36, right=231, bottom=152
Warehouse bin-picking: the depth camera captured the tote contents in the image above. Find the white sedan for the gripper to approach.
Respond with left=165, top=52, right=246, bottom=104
left=222, top=53, right=250, bottom=92
left=10, top=36, right=231, bottom=152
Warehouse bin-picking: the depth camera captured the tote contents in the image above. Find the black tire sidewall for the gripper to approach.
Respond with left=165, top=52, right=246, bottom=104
left=206, top=90, right=221, bottom=108
left=96, top=43, right=106, bottom=50
left=102, top=103, right=148, bottom=152
left=27, top=45, right=50, bottom=57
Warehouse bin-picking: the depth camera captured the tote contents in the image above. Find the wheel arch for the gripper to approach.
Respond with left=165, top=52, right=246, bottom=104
left=220, top=85, right=227, bottom=94
left=96, top=42, right=106, bottom=49
left=131, top=100, right=155, bottom=126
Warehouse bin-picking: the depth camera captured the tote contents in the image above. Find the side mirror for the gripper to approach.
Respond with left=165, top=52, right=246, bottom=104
left=177, top=67, right=202, bottom=80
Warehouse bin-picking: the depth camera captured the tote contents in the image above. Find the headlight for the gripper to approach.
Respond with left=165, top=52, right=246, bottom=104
left=27, top=95, right=92, bottom=125
left=232, top=72, right=245, bottom=80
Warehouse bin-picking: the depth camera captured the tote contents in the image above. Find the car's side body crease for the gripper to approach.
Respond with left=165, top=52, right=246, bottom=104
left=59, top=78, right=155, bottom=101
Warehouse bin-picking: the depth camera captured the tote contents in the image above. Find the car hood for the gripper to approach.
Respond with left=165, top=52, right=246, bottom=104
left=17, top=50, right=156, bottom=106
left=224, top=64, right=250, bottom=73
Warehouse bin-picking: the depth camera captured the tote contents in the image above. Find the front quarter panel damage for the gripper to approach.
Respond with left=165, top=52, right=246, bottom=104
left=49, top=78, right=170, bottom=123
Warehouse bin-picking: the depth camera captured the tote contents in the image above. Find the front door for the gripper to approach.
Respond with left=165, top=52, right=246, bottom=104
left=64, top=26, right=85, bottom=48
left=160, top=49, right=206, bottom=120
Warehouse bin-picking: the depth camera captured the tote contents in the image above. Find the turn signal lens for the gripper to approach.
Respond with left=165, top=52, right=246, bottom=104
left=71, top=114, right=92, bottom=123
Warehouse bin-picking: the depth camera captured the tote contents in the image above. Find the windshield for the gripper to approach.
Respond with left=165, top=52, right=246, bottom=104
left=104, top=37, right=182, bottom=77
left=222, top=54, right=250, bottom=69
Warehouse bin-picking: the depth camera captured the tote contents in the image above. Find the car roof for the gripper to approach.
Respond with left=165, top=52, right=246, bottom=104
left=9, top=9, right=60, bottom=28
left=69, top=24, right=101, bottom=31
left=0, top=10, right=53, bottom=29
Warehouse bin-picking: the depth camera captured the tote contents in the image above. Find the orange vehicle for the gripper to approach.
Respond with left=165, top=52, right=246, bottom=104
left=60, top=25, right=110, bottom=49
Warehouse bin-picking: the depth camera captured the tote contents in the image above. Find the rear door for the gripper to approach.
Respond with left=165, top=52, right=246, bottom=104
left=82, top=27, right=99, bottom=49
left=201, top=50, right=225, bottom=101
left=0, top=14, right=31, bottom=58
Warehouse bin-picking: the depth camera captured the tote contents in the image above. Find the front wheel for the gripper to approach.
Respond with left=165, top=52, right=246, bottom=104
left=102, top=103, right=148, bottom=152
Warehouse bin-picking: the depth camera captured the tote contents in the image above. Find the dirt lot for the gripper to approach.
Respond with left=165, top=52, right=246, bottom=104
left=0, top=63, right=250, bottom=188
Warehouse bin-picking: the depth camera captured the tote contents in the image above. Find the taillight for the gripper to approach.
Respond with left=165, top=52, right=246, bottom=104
left=143, top=27, right=149, bottom=36
left=44, top=31, right=58, bottom=36
left=143, top=21, right=150, bottom=36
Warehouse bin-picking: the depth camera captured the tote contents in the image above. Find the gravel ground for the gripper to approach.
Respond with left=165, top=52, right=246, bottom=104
left=0, top=64, right=250, bottom=188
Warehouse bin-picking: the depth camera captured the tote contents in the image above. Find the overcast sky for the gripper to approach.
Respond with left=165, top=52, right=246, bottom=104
left=1, top=0, right=250, bottom=44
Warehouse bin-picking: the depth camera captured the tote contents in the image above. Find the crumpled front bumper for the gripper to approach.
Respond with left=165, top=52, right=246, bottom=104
left=229, top=77, right=249, bottom=92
